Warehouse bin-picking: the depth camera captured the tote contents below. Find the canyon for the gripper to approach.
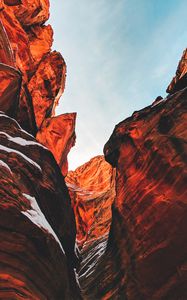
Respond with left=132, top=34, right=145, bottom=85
left=0, top=1, right=187, bottom=299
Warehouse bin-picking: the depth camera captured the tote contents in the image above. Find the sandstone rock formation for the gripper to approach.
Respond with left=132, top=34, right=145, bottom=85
left=0, top=1, right=80, bottom=298
left=66, top=155, right=116, bottom=247
left=167, top=48, right=187, bottom=94
left=103, top=88, right=187, bottom=299
left=0, top=112, right=80, bottom=299
left=77, top=56, right=187, bottom=299
left=0, top=0, right=74, bottom=172
left=0, top=0, right=186, bottom=299
left=37, top=113, right=76, bottom=177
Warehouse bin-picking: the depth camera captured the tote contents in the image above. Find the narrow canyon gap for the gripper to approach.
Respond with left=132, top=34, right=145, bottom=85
left=0, top=1, right=187, bottom=300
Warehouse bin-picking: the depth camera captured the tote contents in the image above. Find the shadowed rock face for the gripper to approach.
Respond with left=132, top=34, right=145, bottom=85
left=0, top=1, right=186, bottom=299
left=103, top=89, right=187, bottom=299
left=66, top=156, right=116, bottom=247
left=74, top=54, right=187, bottom=300
left=0, top=112, right=80, bottom=299
left=0, top=1, right=80, bottom=298
left=167, top=48, right=187, bottom=94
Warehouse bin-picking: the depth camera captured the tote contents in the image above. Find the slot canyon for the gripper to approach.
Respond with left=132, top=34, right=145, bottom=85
left=0, top=1, right=187, bottom=299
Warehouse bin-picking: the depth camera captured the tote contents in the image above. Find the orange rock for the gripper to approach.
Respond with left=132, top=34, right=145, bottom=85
left=0, top=6, right=34, bottom=79
left=27, top=24, right=53, bottom=69
left=0, top=112, right=80, bottom=299
left=78, top=51, right=187, bottom=300
left=28, top=51, right=66, bottom=128
left=66, top=156, right=116, bottom=247
left=101, top=87, right=187, bottom=299
left=0, top=63, right=21, bottom=117
left=14, top=0, right=50, bottom=26
left=0, top=19, right=15, bottom=66
left=37, top=113, right=76, bottom=176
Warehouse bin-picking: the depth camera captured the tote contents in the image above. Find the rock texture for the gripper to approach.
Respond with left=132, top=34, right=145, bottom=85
left=103, top=89, right=187, bottom=299
left=37, top=113, right=76, bottom=177
left=66, top=155, right=116, bottom=247
left=0, top=0, right=74, bottom=173
left=0, top=112, right=80, bottom=299
left=167, top=48, right=187, bottom=94
left=75, top=52, right=187, bottom=300
left=0, top=1, right=80, bottom=298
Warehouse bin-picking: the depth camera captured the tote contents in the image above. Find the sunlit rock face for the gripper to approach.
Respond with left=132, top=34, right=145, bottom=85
left=37, top=113, right=76, bottom=177
left=167, top=48, right=187, bottom=94
left=0, top=0, right=74, bottom=173
left=0, top=112, right=80, bottom=299
left=0, top=1, right=65, bottom=133
left=0, top=1, right=80, bottom=298
left=66, top=156, right=116, bottom=299
left=66, top=155, right=116, bottom=247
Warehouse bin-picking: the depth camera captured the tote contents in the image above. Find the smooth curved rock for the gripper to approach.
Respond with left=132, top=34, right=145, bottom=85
left=0, top=19, right=15, bottom=67
left=37, top=113, right=76, bottom=176
left=0, top=6, right=34, bottom=80
left=101, top=89, right=187, bottom=299
left=0, top=112, right=80, bottom=298
left=0, top=63, right=22, bottom=117
left=66, top=156, right=116, bottom=247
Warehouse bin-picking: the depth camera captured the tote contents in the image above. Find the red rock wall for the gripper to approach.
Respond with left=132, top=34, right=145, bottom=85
left=0, top=1, right=80, bottom=298
left=103, top=88, right=187, bottom=299
left=0, top=112, right=80, bottom=299
left=0, top=0, right=74, bottom=174
left=76, top=52, right=187, bottom=300
left=66, top=155, right=116, bottom=247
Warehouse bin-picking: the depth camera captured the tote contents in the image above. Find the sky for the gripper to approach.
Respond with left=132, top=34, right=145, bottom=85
left=49, top=0, right=187, bottom=170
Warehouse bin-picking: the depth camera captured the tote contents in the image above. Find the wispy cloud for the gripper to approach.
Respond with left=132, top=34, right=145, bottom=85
left=49, top=0, right=187, bottom=169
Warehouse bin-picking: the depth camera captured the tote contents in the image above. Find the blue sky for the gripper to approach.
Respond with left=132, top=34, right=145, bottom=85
left=49, top=0, right=187, bottom=170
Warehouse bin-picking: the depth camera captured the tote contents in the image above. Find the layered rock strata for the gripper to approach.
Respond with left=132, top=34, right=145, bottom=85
left=66, top=155, right=116, bottom=247
left=0, top=112, right=80, bottom=299
left=37, top=113, right=76, bottom=177
left=103, top=88, right=187, bottom=299
left=76, top=51, right=187, bottom=300
left=0, top=0, right=73, bottom=172
left=0, top=1, right=80, bottom=298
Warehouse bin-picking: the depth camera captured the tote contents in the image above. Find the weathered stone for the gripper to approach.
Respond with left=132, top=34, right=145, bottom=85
left=66, top=155, right=116, bottom=247
left=37, top=113, right=76, bottom=176
left=28, top=51, right=66, bottom=129
left=0, top=112, right=80, bottom=299
left=167, top=48, right=187, bottom=94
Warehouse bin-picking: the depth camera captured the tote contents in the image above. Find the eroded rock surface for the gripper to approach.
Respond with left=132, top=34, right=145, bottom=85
left=66, top=156, right=116, bottom=299
left=0, top=112, right=80, bottom=299
left=167, top=48, right=187, bottom=94
left=37, top=113, right=76, bottom=177
left=66, top=156, right=116, bottom=248
left=0, top=1, right=67, bottom=138
left=103, top=89, right=187, bottom=299
left=0, top=1, right=80, bottom=298
left=0, top=1, right=74, bottom=173
left=76, top=53, right=187, bottom=300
